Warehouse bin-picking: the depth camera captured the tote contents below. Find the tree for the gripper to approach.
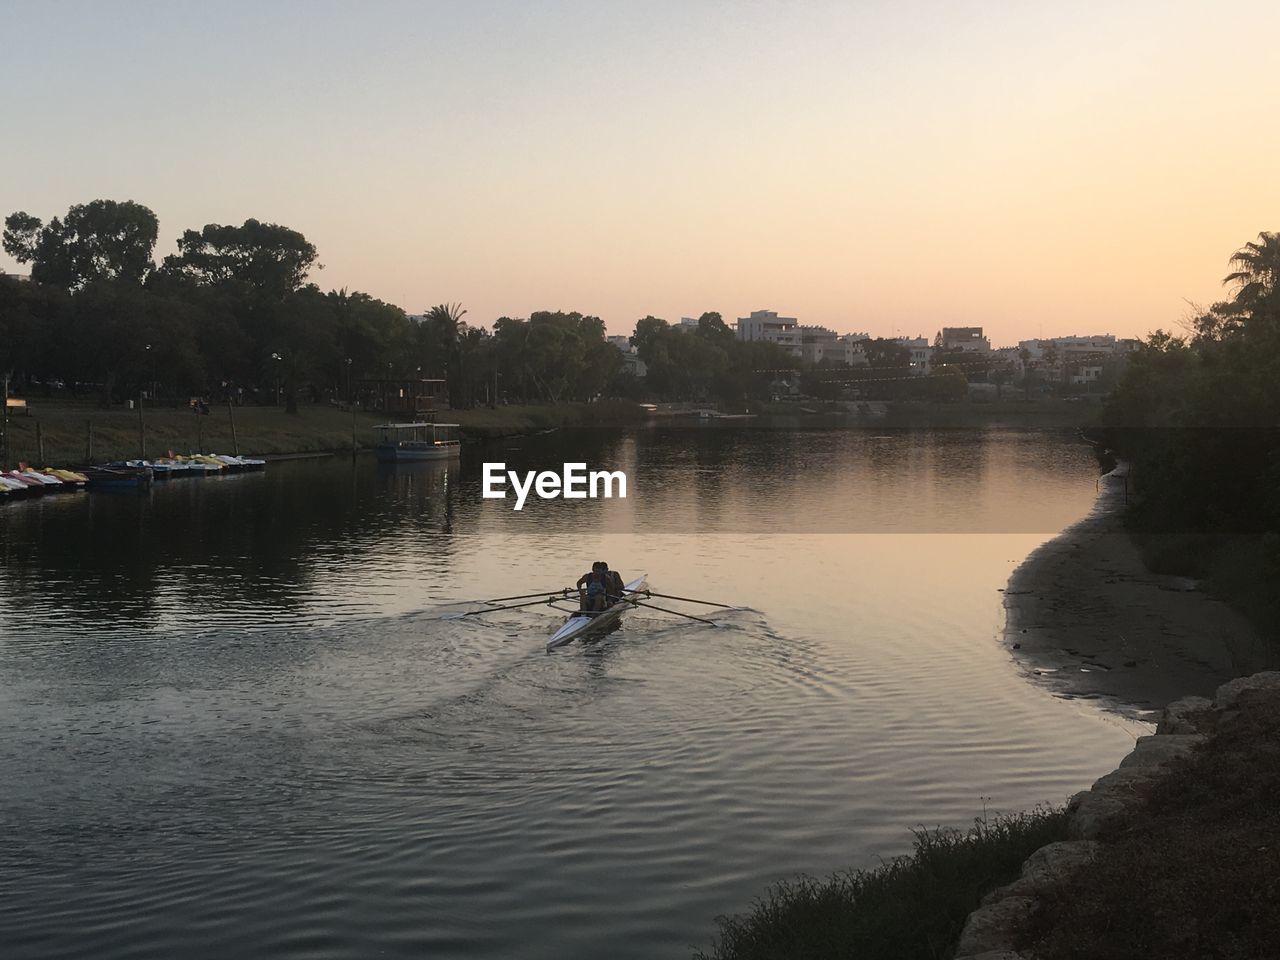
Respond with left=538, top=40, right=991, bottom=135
left=159, top=219, right=318, bottom=296
left=1223, top=231, right=1280, bottom=312
left=851, top=338, right=912, bottom=399
left=1041, top=342, right=1060, bottom=390
left=926, top=364, right=967, bottom=401
left=695, top=311, right=734, bottom=345
left=4, top=200, right=158, bottom=289
left=630, top=315, right=670, bottom=358
left=327, top=288, right=410, bottom=395
left=66, top=281, right=150, bottom=405
left=0, top=275, right=67, bottom=392
left=422, top=303, right=468, bottom=404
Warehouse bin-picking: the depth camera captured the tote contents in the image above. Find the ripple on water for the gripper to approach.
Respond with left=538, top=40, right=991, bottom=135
left=0, top=434, right=1146, bottom=960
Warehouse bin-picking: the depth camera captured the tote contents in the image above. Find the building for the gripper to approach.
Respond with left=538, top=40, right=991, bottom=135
left=938, top=327, right=992, bottom=353
left=802, top=330, right=872, bottom=366
left=799, top=325, right=839, bottom=364
left=736, top=310, right=803, bottom=356
left=1070, top=364, right=1105, bottom=386
left=1015, top=334, right=1138, bottom=386
left=356, top=378, right=449, bottom=417
left=894, top=336, right=932, bottom=376
left=607, top=335, right=647, bottom=377
left=676, top=317, right=701, bottom=332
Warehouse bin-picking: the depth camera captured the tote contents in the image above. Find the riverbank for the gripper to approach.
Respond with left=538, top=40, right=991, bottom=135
left=1002, top=464, right=1274, bottom=720
left=0, top=398, right=647, bottom=465
left=753, top=396, right=1102, bottom=429
left=695, top=810, right=1071, bottom=960
left=953, top=671, right=1280, bottom=959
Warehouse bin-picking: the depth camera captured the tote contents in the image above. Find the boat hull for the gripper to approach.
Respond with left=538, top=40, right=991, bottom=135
left=546, top=576, right=648, bottom=651
left=375, top=443, right=461, bottom=462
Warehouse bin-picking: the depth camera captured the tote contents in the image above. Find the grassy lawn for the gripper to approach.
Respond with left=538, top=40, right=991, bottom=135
left=1, top=398, right=647, bottom=466
left=694, top=809, right=1069, bottom=960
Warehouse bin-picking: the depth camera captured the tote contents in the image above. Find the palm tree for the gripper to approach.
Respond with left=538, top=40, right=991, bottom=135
left=425, top=303, right=467, bottom=405
left=1223, top=231, right=1280, bottom=311
left=425, top=302, right=467, bottom=350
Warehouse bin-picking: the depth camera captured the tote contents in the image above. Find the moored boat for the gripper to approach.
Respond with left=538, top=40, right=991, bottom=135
left=42, top=468, right=89, bottom=488
left=16, top=468, right=65, bottom=490
left=374, top=422, right=461, bottom=462
left=4, top=470, right=52, bottom=493
left=0, top=474, right=36, bottom=498
left=172, top=455, right=222, bottom=474
left=546, top=576, right=649, bottom=651
left=150, top=457, right=197, bottom=477
left=83, top=465, right=154, bottom=488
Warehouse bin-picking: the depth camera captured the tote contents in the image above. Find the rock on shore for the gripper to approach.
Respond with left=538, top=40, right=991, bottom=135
left=952, top=670, right=1280, bottom=960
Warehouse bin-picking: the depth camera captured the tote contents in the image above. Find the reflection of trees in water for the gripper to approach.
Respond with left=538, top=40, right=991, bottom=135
left=0, top=457, right=461, bottom=624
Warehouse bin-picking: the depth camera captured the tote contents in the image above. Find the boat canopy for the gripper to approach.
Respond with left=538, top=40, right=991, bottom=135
left=374, top=422, right=461, bottom=430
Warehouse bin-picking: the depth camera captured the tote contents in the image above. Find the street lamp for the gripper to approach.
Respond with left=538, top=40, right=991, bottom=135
left=145, top=343, right=153, bottom=400
left=271, top=352, right=282, bottom=406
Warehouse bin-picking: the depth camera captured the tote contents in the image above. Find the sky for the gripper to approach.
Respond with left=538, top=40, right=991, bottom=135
left=2, top=0, right=1278, bottom=346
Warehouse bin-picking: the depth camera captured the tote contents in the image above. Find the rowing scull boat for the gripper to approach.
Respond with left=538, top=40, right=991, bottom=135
left=545, top=575, right=648, bottom=651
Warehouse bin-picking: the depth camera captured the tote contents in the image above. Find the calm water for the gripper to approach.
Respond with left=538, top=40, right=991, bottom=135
left=0, top=426, right=1143, bottom=959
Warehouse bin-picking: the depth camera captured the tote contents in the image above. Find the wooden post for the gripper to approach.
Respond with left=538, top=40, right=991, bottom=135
left=137, top=397, right=146, bottom=460
left=86, top=419, right=94, bottom=464
left=196, top=411, right=203, bottom=453
left=351, top=402, right=358, bottom=456
left=228, top=400, right=239, bottom=455
left=0, top=374, right=8, bottom=470
left=36, top=421, right=44, bottom=465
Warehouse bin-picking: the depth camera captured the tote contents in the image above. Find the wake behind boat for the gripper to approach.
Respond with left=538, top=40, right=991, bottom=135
left=545, top=575, right=648, bottom=651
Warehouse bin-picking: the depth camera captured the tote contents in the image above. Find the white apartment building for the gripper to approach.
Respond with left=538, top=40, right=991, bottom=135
left=802, top=330, right=872, bottom=366
left=894, top=336, right=932, bottom=376
left=736, top=310, right=803, bottom=356
left=1018, top=334, right=1118, bottom=363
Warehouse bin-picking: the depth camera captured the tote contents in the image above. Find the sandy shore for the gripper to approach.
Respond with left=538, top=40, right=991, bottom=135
left=1002, top=465, right=1272, bottom=722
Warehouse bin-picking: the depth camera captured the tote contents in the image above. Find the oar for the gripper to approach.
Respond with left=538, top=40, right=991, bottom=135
left=484, top=589, right=572, bottom=604
left=461, top=595, right=565, bottom=617
left=643, top=590, right=734, bottom=609
left=630, top=599, right=718, bottom=626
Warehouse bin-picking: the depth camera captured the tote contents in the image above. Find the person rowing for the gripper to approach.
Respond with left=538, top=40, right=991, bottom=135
left=577, top=561, right=626, bottom=611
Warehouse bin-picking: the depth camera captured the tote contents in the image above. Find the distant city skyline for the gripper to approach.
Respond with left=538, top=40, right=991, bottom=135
left=4, top=1, right=1278, bottom=343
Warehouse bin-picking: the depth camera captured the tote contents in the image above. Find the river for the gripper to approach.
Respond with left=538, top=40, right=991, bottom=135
left=0, top=424, right=1142, bottom=959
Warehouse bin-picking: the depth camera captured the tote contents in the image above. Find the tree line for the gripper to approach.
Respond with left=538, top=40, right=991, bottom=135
left=0, top=199, right=819, bottom=412
left=1101, top=230, right=1280, bottom=622
left=0, top=200, right=634, bottom=411
left=2, top=197, right=1102, bottom=416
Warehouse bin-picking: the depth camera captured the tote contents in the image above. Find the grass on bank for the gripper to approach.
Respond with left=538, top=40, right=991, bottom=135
left=0, top=398, right=646, bottom=465
left=693, top=808, right=1070, bottom=960
left=1023, top=692, right=1280, bottom=959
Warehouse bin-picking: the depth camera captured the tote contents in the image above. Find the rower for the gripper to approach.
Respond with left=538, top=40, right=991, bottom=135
left=600, top=562, right=625, bottom=605
left=577, top=561, right=610, bottom=612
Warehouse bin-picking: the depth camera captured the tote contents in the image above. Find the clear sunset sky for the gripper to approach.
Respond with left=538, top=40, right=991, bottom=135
left=3, top=0, right=1278, bottom=345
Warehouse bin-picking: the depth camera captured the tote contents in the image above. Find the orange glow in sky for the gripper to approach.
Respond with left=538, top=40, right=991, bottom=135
left=3, top=1, right=1278, bottom=345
